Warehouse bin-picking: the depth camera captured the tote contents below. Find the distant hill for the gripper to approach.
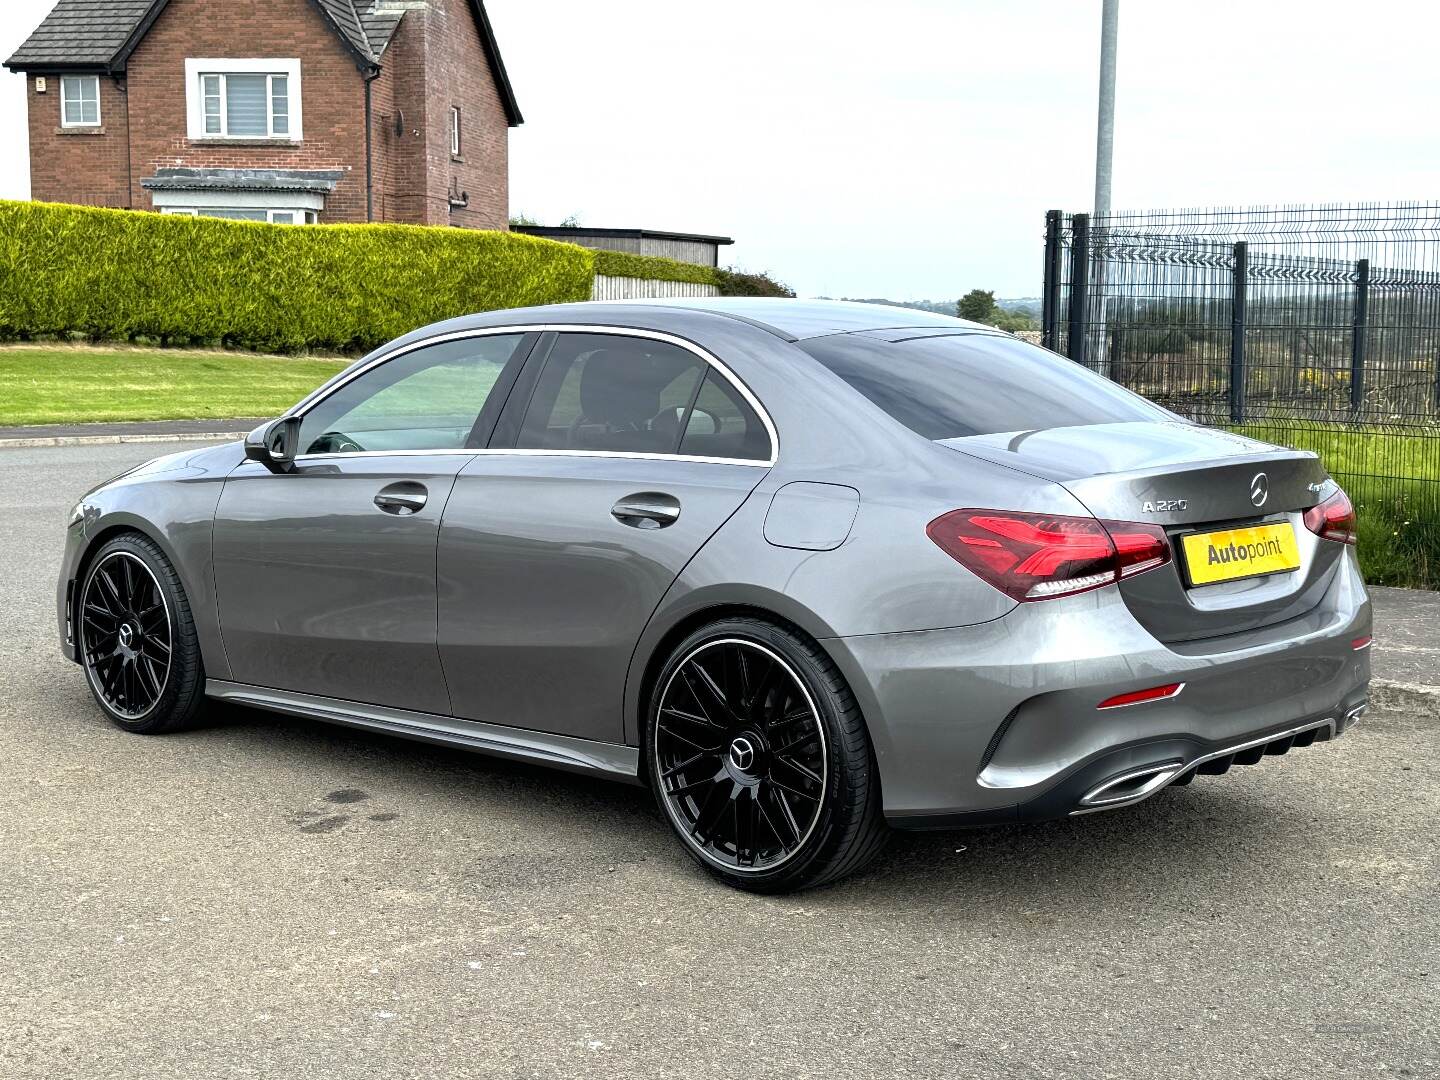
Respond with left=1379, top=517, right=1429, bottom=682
left=826, top=296, right=1042, bottom=319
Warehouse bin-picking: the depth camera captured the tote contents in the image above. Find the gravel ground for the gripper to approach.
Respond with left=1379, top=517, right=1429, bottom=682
left=1, top=442, right=1435, bottom=1080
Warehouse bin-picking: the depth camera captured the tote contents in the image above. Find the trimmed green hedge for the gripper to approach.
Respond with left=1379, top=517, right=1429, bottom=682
left=0, top=200, right=594, bottom=353
left=592, top=248, right=721, bottom=287
left=592, top=250, right=796, bottom=297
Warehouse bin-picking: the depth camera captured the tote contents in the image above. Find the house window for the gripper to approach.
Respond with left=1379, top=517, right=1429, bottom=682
left=159, top=207, right=317, bottom=225
left=449, top=107, right=462, bottom=157
left=185, top=59, right=302, bottom=140
left=60, top=75, right=101, bottom=127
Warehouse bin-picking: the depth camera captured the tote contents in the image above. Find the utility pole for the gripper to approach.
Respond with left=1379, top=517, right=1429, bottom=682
left=1094, top=0, right=1118, bottom=219
left=1091, top=0, right=1119, bottom=377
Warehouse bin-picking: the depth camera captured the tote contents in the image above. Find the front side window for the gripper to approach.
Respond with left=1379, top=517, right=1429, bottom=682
left=799, top=332, right=1172, bottom=441
left=298, top=334, right=528, bottom=454
left=60, top=75, right=100, bottom=127
left=449, top=106, right=461, bottom=156
left=515, top=333, right=771, bottom=461
left=186, top=60, right=300, bottom=139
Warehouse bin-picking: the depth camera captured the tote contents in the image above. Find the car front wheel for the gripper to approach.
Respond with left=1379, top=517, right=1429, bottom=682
left=78, top=532, right=206, bottom=734
left=647, top=616, right=888, bottom=893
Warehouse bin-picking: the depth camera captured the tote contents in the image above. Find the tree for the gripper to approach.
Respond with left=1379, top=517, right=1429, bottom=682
left=957, top=289, right=998, bottom=323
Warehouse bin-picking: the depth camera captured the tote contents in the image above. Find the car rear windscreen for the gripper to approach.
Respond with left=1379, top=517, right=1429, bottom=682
left=798, top=332, right=1172, bottom=440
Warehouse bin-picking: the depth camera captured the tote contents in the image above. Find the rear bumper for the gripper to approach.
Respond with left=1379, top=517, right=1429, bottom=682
left=826, top=549, right=1371, bottom=827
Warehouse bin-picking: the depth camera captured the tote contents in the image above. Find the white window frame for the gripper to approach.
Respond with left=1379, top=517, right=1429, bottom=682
left=60, top=75, right=101, bottom=128
left=184, top=58, right=302, bottom=141
left=449, top=106, right=461, bottom=157
left=152, top=188, right=323, bottom=224
left=161, top=207, right=316, bottom=225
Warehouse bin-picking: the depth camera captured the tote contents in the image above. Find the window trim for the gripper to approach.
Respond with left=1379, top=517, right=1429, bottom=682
left=59, top=74, right=101, bottom=128
left=286, top=325, right=778, bottom=467
left=159, top=206, right=316, bottom=224
left=449, top=106, right=462, bottom=157
left=184, top=58, right=303, bottom=141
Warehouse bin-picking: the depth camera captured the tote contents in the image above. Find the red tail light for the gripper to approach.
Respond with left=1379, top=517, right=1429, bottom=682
left=1303, top=488, right=1357, bottom=545
left=926, top=509, right=1171, bottom=602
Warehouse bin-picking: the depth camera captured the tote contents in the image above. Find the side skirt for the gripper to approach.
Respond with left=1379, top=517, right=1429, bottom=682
left=205, top=680, right=642, bottom=784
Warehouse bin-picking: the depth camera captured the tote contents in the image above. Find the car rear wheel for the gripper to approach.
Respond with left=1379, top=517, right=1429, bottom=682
left=78, top=533, right=205, bottom=734
left=647, top=616, right=888, bottom=893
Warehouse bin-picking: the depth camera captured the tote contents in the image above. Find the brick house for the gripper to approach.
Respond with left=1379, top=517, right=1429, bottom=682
left=3, top=0, right=522, bottom=228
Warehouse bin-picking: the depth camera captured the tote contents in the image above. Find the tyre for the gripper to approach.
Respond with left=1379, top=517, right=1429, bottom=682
left=77, top=532, right=206, bottom=734
left=646, top=616, right=888, bottom=892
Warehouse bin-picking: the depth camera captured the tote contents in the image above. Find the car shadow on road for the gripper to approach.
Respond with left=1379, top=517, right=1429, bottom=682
left=196, top=700, right=1327, bottom=908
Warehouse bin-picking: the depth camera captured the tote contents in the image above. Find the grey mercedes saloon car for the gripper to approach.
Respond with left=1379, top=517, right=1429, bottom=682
left=59, top=298, right=1371, bottom=892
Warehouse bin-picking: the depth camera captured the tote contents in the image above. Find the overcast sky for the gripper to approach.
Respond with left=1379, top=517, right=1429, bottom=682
left=3, top=0, right=1439, bottom=299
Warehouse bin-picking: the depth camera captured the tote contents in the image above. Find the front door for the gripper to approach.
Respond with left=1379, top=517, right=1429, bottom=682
left=212, top=331, right=534, bottom=713
left=437, top=330, right=775, bottom=742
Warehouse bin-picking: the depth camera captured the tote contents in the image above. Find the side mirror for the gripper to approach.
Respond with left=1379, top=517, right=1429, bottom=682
left=245, top=416, right=302, bottom=473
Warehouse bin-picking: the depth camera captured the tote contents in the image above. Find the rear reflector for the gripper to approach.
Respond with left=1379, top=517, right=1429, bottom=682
left=1351, top=635, right=1372, bottom=651
left=1097, top=682, right=1185, bottom=710
left=1303, top=487, right=1357, bottom=545
left=926, top=509, right=1171, bottom=602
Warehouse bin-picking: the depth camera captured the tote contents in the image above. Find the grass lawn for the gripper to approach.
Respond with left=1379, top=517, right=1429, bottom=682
left=1236, top=420, right=1440, bottom=588
left=0, top=344, right=349, bottom=427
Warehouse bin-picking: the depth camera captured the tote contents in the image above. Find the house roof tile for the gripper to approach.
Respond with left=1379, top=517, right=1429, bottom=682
left=5, top=0, right=520, bottom=125
left=4, top=0, right=156, bottom=68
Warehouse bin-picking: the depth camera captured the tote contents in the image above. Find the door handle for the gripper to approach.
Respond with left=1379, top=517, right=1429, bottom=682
left=374, top=481, right=429, bottom=515
left=611, top=492, right=681, bottom=529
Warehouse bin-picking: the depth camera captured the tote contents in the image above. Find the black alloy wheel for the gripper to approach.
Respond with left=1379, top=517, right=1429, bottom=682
left=78, top=533, right=206, bottom=733
left=649, top=618, right=888, bottom=892
left=82, top=550, right=173, bottom=719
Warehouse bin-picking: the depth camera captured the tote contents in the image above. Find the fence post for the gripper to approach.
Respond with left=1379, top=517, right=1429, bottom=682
left=1068, top=213, right=1090, bottom=366
left=1351, top=258, right=1369, bottom=413
left=1042, top=210, right=1062, bottom=351
left=1230, top=241, right=1247, bottom=424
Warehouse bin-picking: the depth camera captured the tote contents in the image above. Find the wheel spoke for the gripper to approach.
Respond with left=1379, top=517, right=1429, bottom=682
left=753, top=787, right=792, bottom=852
left=84, top=602, right=120, bottom=625
left=772, top=754, right=823, bottom=787
left=767, top=784, right=804, bottom=842
left=735, top=790, right=757, bottom=866
left=689, top=782, right=730, bottom=842
left=119, top=556, right=136, bottom=609
left=768, top=775, right=821, bottom=803
left=669, top=766, right=726, bottom=801
left=768, top=707, right=814, bottom=730
left=660, top=703, right=721, bottom=730
left=746, top=656, right=781, bottom=719
left=98, top=654, right=123, bottom=697
left=94, top=567, right=125, bottom=614
left=137, top=655, right=163, bottom=702
left=660, top=750, right=715, bottom=780
left=683, top=663, right=734, bottom=725
left=142, top=635, right=172, bottom=661
left=771, top=730, right=821, bottom=756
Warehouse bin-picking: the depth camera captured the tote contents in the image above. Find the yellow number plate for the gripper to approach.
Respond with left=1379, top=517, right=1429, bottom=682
left=1181, top=522, right=1301, bottom=586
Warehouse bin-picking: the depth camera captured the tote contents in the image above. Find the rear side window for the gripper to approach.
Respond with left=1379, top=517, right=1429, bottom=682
left=515, top=333, right=772, bottom=461
left=799, top=333, right=1171, bottom=440
left=678, top=372, right=770, bottom=461
left=517, top=334, right=705, bottom=454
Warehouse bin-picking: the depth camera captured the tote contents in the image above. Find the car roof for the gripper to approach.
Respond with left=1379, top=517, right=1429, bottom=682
left=589, top=297, right=996, bottom=341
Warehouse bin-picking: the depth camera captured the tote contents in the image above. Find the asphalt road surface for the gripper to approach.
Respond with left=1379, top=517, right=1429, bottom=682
left=2, top=442, right=1436, bottom=1080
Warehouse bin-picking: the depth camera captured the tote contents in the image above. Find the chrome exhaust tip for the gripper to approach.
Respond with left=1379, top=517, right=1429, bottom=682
left=1076, top=760, right=1184, bottom=811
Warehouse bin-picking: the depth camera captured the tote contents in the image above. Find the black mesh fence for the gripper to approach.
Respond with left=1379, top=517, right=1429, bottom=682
left=1042, top=204, right=1440, bottom=585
